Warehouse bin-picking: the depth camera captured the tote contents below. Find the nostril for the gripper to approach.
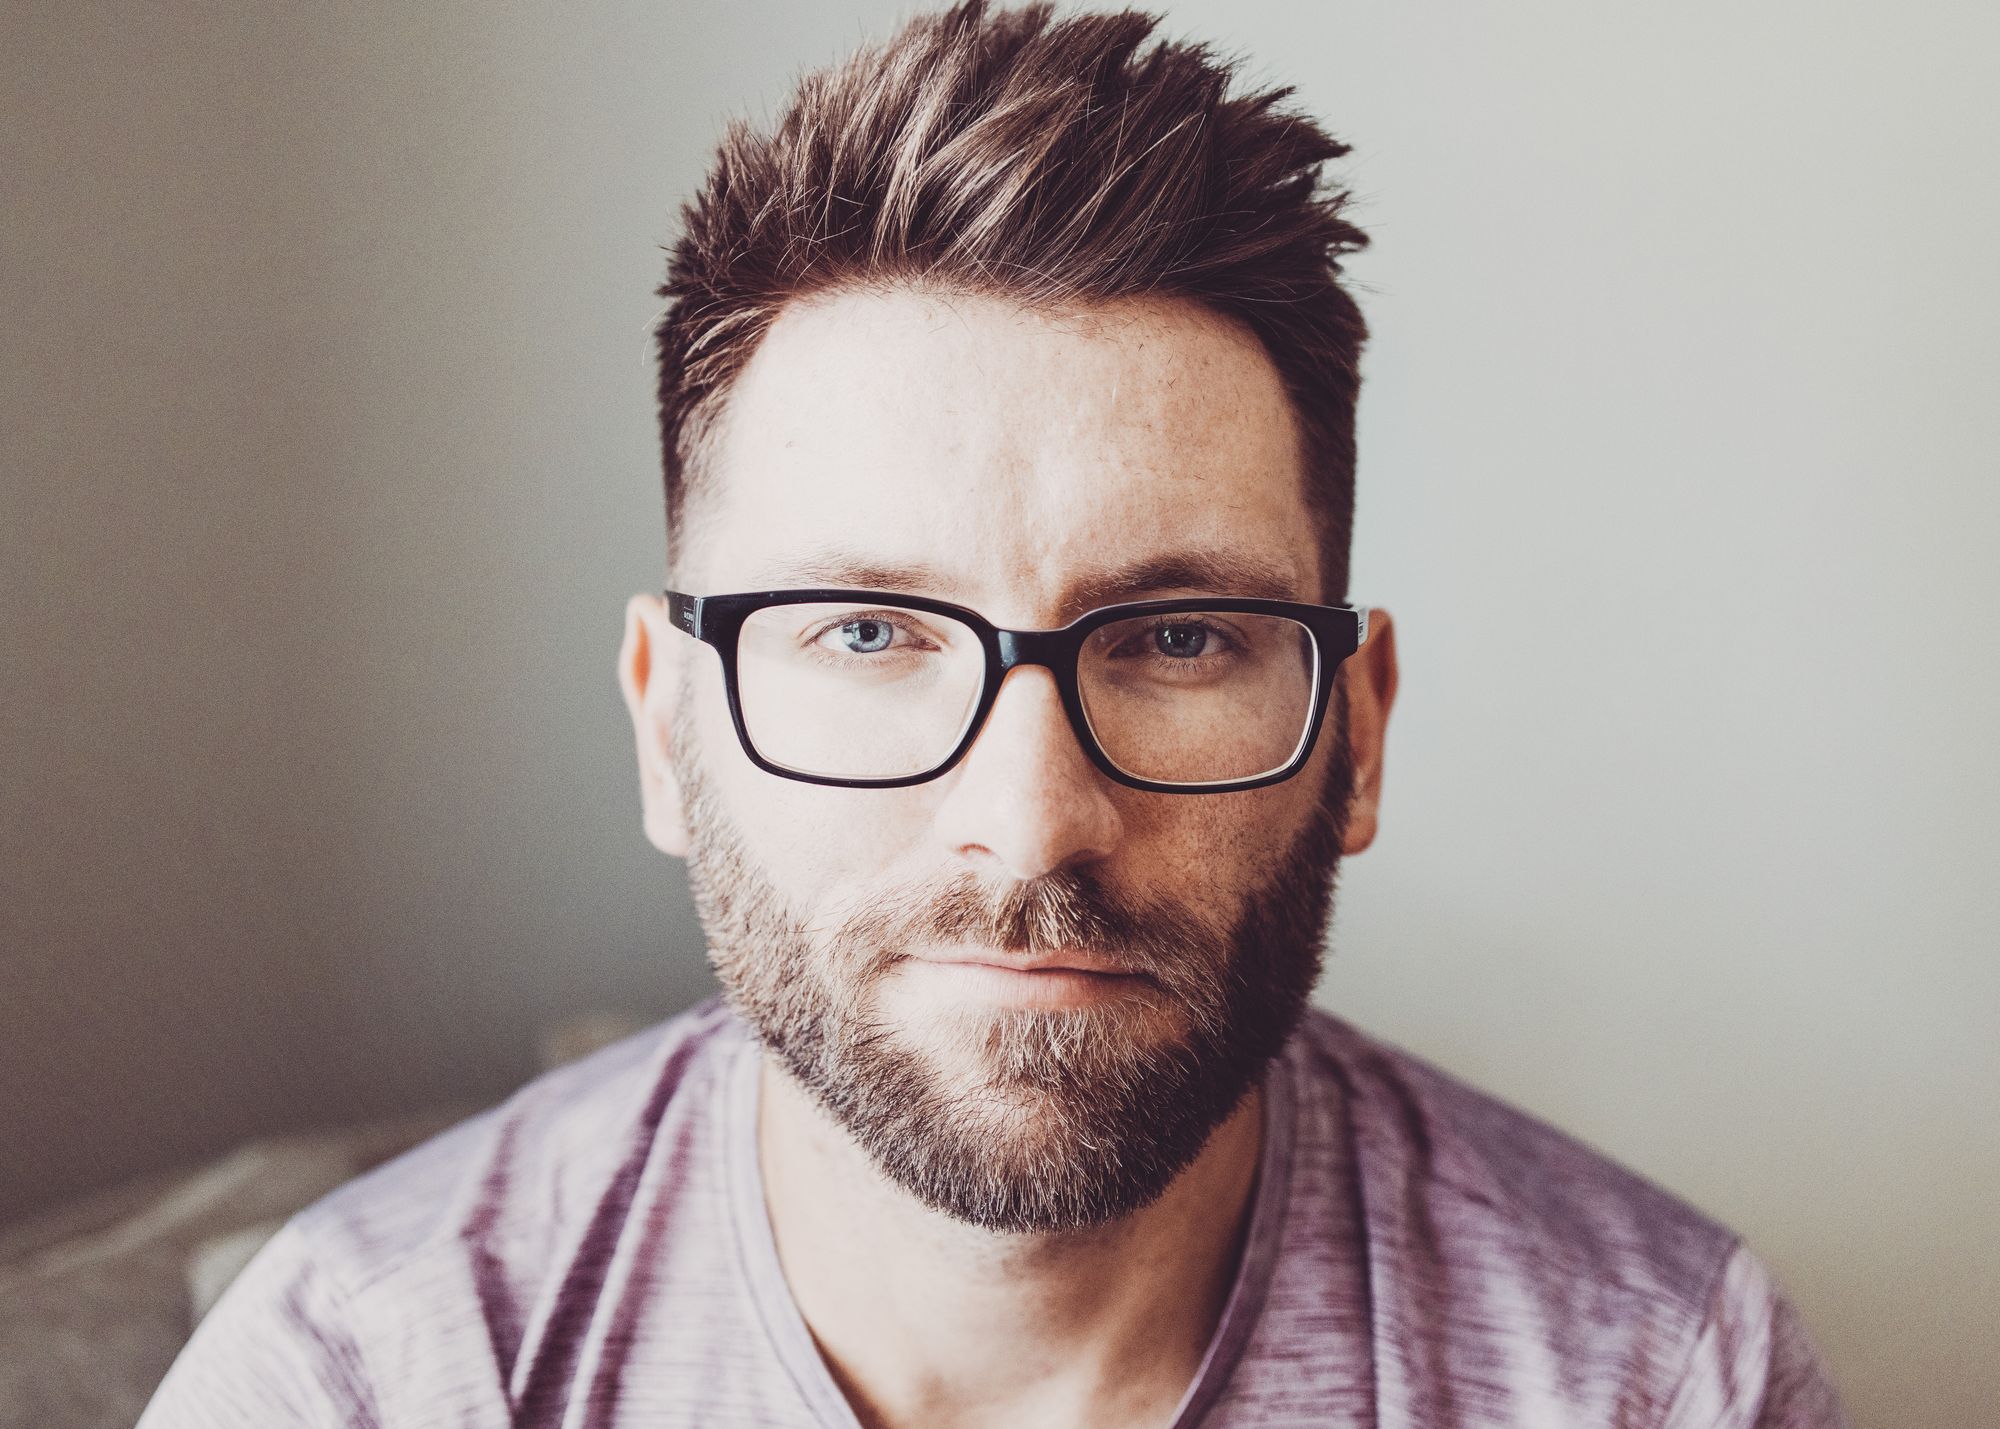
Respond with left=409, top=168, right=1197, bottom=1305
left=935, top=667, right=1125, bottom=874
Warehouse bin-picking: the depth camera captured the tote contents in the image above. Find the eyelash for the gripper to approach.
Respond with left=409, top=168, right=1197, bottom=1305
left=800, top=611, right=1250, bottom=666
left=1103, top=617, right=1240, bottom=658
left=804, top=611, right=940, bottom=652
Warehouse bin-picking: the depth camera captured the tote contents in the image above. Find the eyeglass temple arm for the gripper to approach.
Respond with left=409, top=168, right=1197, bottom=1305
left=1354, top=606, right=1369, bottom=648
left=665, top=590, right=701, bottom=639
left=664, top=588, right=704, bottom=636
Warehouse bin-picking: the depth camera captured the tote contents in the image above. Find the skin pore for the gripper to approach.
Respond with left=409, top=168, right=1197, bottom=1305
left=619, top=287, right=1398, bottom=1429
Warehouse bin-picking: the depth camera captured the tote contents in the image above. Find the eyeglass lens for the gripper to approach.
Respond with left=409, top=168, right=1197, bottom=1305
left=735, top=601, right=1320, bottom=786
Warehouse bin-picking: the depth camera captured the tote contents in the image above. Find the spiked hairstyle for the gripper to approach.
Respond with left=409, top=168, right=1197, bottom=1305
left=654, top=0, right=1370, bottom=597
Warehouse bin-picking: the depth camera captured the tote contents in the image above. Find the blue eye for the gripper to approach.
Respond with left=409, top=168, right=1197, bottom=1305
left=839, top=619, right=896, bottom=654
left=1154, top=622, right=1210, bottom=659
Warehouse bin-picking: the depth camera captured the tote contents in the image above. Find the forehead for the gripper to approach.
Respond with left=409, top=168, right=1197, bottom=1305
left=694, top=286, right=1317, bottom=620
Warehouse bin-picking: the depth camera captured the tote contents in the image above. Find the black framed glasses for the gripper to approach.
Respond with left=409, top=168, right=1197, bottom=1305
left=664, top=587, right=1369, bottom=794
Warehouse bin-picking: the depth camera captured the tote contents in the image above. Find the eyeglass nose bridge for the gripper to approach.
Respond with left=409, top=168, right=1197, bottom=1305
left=993, top=626, right=1073, bottom=672
left=973, top=625, right=1106, bottom=781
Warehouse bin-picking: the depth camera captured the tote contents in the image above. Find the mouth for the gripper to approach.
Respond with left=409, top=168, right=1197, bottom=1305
left=901, top=948, right=1157, bottom=1010
left=918, top=946, right=1139, bottom=974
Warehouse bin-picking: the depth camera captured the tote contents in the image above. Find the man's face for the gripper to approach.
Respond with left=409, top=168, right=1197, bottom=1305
left=629, top=288, right=1375, bottom=1232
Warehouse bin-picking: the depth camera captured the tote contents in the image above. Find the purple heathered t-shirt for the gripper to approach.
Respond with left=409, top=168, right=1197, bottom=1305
left=138, top=1000, right=1848, bottom=1427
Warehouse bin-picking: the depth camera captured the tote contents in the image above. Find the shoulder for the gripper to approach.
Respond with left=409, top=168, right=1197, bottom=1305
left=1281, top=1010, right=1847, bottom=1423
left=292, top=995, right=745, bottom=1298
left=141, top=999, right=762, bottom=1425
left=1656, top=1243, right=1852, bottom=1429
left=138, top=1214, right=382, bottom=1428
left=1275, top=1009, right=1842, bottom=1422
left=1292, top=1007, right=1738, bottom=1311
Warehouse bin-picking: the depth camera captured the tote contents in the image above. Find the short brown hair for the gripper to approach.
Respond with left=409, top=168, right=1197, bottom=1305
left=654, top=0, right=1370, bottom=597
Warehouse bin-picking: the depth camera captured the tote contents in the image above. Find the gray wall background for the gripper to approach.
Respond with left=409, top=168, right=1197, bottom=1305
left=5, top=2, right=1995, bottom=1422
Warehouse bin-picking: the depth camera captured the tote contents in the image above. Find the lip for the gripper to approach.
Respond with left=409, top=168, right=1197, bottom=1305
left=899, top=958, right=1152, bottom=1010
left=912, top=948, right=1143, bottom=977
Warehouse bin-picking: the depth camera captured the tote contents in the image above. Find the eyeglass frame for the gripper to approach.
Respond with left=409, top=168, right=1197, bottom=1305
left=663, top=587, right=1370, bottom=795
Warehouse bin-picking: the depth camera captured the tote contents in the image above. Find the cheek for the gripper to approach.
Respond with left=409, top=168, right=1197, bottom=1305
left=1133, top=779, right=1321, bottom=901
left=700, top=740, right=937, bottom=917
left=750, top=799, right=918, bottom=896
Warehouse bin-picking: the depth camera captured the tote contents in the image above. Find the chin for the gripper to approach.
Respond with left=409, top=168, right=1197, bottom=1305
left=875, top=988, right=1186, bottom=1096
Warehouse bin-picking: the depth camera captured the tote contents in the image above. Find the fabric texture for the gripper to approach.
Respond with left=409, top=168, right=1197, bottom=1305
left=137, top=999, right=1848, bottom=1427
left=0, top=1111, right=464, bottom=1429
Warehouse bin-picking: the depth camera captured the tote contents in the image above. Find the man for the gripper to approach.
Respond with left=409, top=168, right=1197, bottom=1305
left=141, top=3, right=1847, bottom=1425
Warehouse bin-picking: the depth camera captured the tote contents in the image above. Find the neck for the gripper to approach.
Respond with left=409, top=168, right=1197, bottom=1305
left=757, top=1058, right=1264, bottom=1429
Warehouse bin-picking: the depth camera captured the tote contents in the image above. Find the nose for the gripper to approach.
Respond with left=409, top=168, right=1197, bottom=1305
left=932, top=663, right=1123, bottom=882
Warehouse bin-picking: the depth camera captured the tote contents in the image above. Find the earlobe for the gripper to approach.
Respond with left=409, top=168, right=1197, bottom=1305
left=619, top=593, right=693, bottom=858
left=1337, top=609, right=1398, bottom=856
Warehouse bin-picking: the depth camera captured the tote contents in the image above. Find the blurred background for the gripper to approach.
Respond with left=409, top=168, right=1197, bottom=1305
left=4, top=1, right=1996, bottom=1423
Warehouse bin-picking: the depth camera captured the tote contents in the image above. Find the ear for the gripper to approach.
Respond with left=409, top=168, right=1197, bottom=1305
left=1337, top=609, right=1398, bottom=856
left=619, top=592, right=692, bottom=857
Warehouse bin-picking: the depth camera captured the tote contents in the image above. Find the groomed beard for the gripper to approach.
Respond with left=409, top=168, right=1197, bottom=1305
left=674, top=688, right=1353, bottom=1235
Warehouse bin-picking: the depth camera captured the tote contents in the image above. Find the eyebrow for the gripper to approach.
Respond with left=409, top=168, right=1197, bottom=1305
left=1065, top=553, right=1305, bottom=608
left=752, top=547, right=1309, bottom=618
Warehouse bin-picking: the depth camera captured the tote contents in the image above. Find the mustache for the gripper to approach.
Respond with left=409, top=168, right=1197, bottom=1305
left=831, top=866, right=1226, bottom=998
